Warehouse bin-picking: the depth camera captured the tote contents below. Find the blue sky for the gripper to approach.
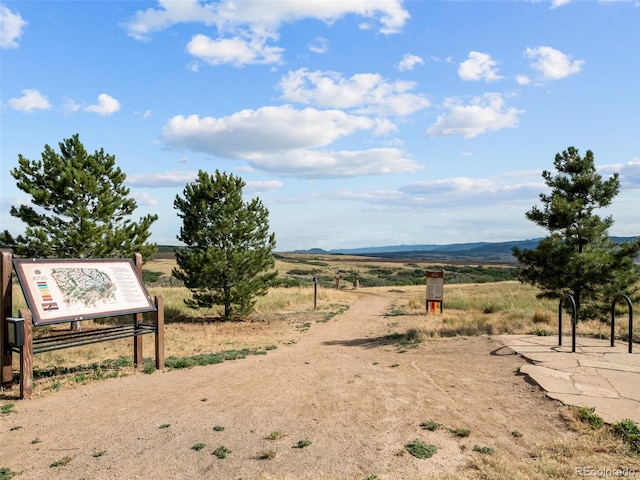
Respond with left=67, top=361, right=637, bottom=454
left=1, top=0, right=639, bottom=251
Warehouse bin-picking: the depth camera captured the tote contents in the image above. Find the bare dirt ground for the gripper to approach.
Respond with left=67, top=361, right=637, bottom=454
left=1, top=290, right=577, bottom=479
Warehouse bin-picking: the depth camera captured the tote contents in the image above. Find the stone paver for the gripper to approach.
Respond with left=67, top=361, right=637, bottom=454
left=496, top=335, right=640, bottom=424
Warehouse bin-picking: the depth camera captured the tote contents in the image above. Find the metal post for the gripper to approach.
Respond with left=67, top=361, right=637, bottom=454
left=1, top=251, right=13, bottom=388
left=133, top=253, right=143, bottom=367
left=313, top=276, right=317, bottom=310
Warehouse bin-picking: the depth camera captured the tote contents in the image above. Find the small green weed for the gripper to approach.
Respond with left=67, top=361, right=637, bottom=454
left=576, top=407, right=604, bottom=429
left=448, top=427, right=471, bottom=437
left=420, top=420, right=441, bottom=431
left=142, top=362, right=156, bottom=374
left=9, top=426, right=22, bottom=431
left=405, top=439, right=437, bottom=459
left=0, top=467, right=19, bottom=479
left=612, top=418, right=640, bottom=454
left=472, top=445, right=495, bottom=455
left=159, top=423, right=170, bottom=429
left=213, top=425, right=225, bottom=431
left=259, top=449, right=277, bottom=459
left=511, top=429, right=523, bottom=438
left=1, top=404, right=15, bottom=415
left=191, top=443, right=206, bottom=451
left=92, top=450, right=107, bottom=458
left=268, top=431, right=285, bottom=440
left=50, top=456, right=72, bottom=467
left=213, top=446, right=231, bottom=459
left=531, top=326, right=549, bottom=336
left=293, top=439, right=312, bottom=449
left=31, top=438, right=41, bottom=444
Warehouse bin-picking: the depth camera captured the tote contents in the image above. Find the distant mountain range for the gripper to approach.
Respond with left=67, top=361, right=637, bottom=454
left=293, top=236, right=639, bottom=264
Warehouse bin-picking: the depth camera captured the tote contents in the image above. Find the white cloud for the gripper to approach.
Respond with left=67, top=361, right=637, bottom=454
left=426, top=93, right=524, bottom=138
left=8, top=89, right=50, bottom=112
left=123, top=0, right=409, bottom=66
left=127, top=170, right=199, bottom=187
left=550, top=0, right=573, bottom=8
left=458, top=51, right=503, bottom=81
left=0, top=4, right=27, bottom=49
left=132, top=191, right=159, bottom=206
left=525, top=46, right=584, bottom=80
left=398, top=177, right=544, bottom=208
left=84, top=93, right=121, bottom=116
left=598, top=159, right=640, bottom=189
left=397, top=53, right=424, bottom=72
left=124, top=0, right=409, bottom=38
left=248, top=148, right=422, bottom=178
left=186, top=33, right=284, bottom=66
left=161, top=105, right=422, bottom=178
left=516, top=74, right=531, bottom=85
left=308, top=36, right=328, bottom=54
left=63, top=97, right=82, bottom=113
left=163, top=105, right=378, bottom=158
left=245, top=180, right=284, bottom=193
left=278, top=68, right=430, bottom=117
left=128, top=169, right=284, bottom=192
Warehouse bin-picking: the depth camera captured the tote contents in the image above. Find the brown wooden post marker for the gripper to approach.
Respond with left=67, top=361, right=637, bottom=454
left=155, top=295, right=165, bottom=370
left=19, top=308, right=33, bottom=399
left=133, top=253, right=144, bottom=367
left=1, top=251, right=13, bottom=388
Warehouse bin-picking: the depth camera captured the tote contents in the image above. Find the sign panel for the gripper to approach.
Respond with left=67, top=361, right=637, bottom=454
left=13, top=258, right=156, bottom=326
left=426, top=270, right=444, bottom=302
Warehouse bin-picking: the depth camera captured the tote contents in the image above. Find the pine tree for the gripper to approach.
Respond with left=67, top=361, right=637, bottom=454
left=9, top=134, right=158, bottom=260
left=172, top=170, right=277, bottom=320
left=513, top=147, right=640, bottom=320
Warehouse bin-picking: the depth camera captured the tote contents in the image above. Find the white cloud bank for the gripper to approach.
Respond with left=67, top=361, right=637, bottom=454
left=278, top=69, right=430, bottom=117
left=161, top=105, right=422, bottom=178
left=123, top=0, right=409, bottom=66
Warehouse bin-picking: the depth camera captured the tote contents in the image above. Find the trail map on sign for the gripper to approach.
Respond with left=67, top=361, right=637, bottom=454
left=13, top=259, right=156, bottom=325
left=50, top=268, right=117, bottom=308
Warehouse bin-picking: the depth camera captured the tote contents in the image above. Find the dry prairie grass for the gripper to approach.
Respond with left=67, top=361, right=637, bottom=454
left=4, top=256, right=640, bottom=480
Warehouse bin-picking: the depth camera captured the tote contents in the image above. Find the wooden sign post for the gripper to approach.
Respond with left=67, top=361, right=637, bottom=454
left=426, top=270, right=444, bottom=314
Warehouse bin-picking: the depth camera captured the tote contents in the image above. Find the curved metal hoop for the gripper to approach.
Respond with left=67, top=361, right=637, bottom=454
left=558, top=294, right=577, bottom=352
left=611, top=294, right=634, bottom=353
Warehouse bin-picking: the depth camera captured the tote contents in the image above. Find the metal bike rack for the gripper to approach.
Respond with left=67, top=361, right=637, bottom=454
left=558, top=294, right=577, bottom=353
left=611, top=294, right=634, bottom=353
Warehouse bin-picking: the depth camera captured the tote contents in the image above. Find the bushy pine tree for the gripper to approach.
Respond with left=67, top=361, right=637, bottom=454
left=9, top=134, right=157, bottom=260
left=172, top=170, right=277, bottom=321
left=513, top=147, right=640, bottom=320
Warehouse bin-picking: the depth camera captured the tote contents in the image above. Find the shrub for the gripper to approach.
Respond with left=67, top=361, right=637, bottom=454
left=405, top=439, right=437, bottom=459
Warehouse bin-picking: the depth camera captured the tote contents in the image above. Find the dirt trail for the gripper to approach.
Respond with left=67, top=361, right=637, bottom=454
left=0, top=290, right=572, bottom=479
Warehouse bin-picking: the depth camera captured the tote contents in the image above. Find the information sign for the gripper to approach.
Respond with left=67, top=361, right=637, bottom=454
left=13, top=258, right=156, bottom=325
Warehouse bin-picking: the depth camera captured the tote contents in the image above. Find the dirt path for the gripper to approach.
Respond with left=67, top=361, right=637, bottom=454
left=1, top=290, right=573, bottom=479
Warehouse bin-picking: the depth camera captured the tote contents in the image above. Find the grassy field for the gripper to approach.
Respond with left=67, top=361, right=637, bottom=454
left=3, top=253, right=640, bottom=479
left=7, top=253, right=635, bottom=379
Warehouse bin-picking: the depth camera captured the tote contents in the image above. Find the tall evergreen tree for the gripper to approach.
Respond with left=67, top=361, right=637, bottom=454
left=9, top=134, right=157, bottom=260
left=513, top=147, right=640, bottom=320
left=173, top=170, right=277, bottom=321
